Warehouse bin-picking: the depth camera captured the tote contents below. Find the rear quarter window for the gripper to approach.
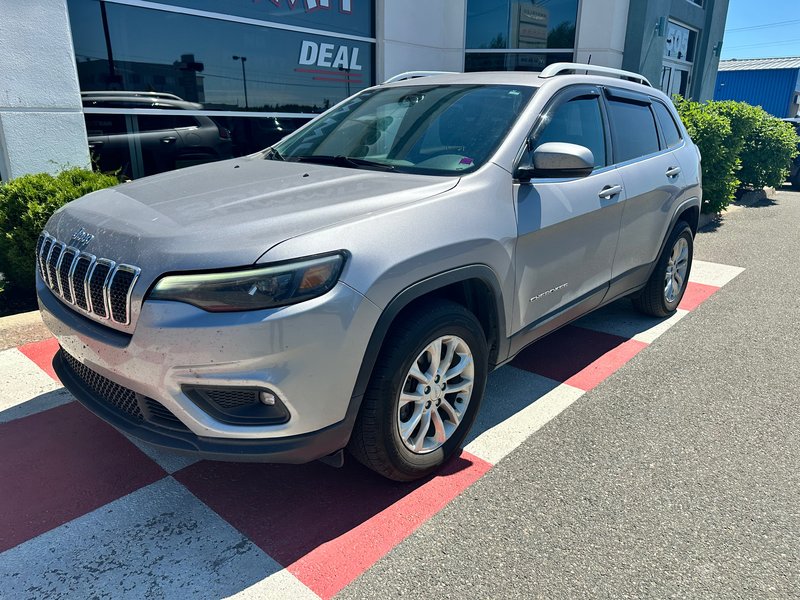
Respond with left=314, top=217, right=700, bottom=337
left=607, top=99, right=660, bottom=163
left=652, top=101, right=683, bottom=149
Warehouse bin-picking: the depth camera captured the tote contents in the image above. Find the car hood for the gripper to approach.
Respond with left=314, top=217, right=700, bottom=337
left=46, top=157, right=458, bottom=278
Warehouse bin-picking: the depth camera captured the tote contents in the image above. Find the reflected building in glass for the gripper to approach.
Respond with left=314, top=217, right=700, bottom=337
left=0, top=0, right=731, bottom=182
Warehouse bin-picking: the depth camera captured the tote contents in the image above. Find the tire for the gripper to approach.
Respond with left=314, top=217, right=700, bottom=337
left=632, top=220, right=694, bottom=318
left=348, top=301, right=488, bottom=481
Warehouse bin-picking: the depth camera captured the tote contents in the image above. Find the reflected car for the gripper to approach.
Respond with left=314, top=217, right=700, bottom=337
left=82, top=91, right=233, bottom=177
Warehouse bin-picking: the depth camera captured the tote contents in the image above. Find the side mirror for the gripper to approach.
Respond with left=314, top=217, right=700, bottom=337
left=516, top=142, right=595, bottom=181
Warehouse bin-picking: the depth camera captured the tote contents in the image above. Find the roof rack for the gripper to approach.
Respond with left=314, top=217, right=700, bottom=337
left=539, top=62, right=652, bottom=87
left=383, top=71, right=459, bottom=84
left=80, top=91, right=185, bottom=101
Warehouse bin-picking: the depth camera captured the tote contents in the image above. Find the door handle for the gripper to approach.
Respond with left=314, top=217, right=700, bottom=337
left=598, top=184, right=622, bottom=199
left=161, top=136, right=177, bottom=144
left=666, top=166, right=682, bottom=178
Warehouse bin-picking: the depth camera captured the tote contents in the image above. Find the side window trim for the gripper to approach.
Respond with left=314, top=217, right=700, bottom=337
left=515, top=84, right=610, bottom=174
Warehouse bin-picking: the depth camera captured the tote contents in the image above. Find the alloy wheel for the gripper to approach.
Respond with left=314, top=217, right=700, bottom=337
left=396, top=335, right=475, bottom=454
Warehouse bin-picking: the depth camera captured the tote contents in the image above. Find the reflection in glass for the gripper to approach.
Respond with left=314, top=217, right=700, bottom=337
left=466, top=0, right=578, bottom=50
left=465, top=52, right=572, bottom=72
left=68, top=0, right=374, bottom=113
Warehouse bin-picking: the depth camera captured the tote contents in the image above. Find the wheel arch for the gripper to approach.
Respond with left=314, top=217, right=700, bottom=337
left=350, top=265, right=507, bottom=401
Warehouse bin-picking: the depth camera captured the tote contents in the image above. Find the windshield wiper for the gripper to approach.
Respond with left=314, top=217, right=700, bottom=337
left=289, top=155, right=395, bottom=171
left=263, top=146, right=284, bottom=161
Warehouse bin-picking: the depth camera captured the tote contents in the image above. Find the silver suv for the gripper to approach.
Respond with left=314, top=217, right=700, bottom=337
left=37, top=64, right=701, bottom=481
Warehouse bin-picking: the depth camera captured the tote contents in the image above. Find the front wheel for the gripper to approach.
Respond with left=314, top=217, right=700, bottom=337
left=348, top=301, right=488, bottom=481
left=632, top=220, right=694, bottom=318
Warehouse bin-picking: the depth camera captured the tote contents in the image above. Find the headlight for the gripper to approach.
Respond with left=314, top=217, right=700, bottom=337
left=148, top=253, right=346, bottom=312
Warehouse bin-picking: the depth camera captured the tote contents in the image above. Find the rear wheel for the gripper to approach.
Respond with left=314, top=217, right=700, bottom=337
left=349, top=301, right=488, bottom=481
left=632, top=220, right=693, bottom=317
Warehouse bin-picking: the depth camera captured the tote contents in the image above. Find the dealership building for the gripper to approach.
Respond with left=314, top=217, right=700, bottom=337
left=0, top=0, right=729, bottom=181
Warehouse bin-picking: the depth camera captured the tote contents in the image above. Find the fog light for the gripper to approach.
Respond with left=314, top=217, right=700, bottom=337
left=260, top=391, right=277, bottom=406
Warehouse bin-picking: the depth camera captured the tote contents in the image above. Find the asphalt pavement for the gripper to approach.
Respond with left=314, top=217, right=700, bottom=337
left=340, top=189, right=800, bottom=599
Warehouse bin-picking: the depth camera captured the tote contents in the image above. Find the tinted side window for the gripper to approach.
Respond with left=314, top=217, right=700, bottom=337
left=137, top=115, right=199, bottom=132
left=607, top=99, right=660, bottom=162
left=534, top=96, right=607, bottom=167
left=85, top=114, right=127, bottom=136
left=652, top=101, right=682, bottom=149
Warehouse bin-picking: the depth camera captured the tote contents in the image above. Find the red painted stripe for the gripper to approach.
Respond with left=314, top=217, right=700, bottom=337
left=176, top=451, right=491, bottom=599
left=564, top=337, right=648, bottom=391
left=18, top=337, right=60, bottom=382
left=0, top=402, right=165, bottom=552
left=313, top=76, right=364, bottom=83
left=679, top=281, right=720, bottom=311
left=511, top=325, right=648, bottom=391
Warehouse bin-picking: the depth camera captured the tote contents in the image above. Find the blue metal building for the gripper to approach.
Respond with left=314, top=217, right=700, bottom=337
left=714, top=57, right=800, bottom=117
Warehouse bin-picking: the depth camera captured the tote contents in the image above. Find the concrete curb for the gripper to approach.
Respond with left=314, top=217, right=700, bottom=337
left=699, top=186, right=777, bottom=230
left=0, top=310, right=49, bottom=352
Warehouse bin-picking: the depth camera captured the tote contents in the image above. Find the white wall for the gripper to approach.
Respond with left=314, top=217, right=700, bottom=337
left=376, top=0, right=467, bottom=82
left=574, top=0, right=630, bottom=69
left=0, top=0, right=89, bottom=180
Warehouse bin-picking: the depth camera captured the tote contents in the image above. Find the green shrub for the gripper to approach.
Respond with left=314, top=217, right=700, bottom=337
left=710, top=100, right=799, bottom=189
left=738, top=111, right=798, bottom=189
left=673, top=96, right=739, bottom=213
left=0, top=168, right=119, bottom=295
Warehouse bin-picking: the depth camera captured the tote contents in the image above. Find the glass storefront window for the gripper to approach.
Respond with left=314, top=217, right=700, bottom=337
left=153, top=0, right=374, bottom=38
left=465, top=52, right=572, bottom=72
left=466, top=0, right=578, bottom=51
left=67, top=0, right=376, bottom=178
left=69, top=0, right=374, bottom=113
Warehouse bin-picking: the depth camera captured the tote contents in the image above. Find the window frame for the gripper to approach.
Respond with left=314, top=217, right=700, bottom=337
left=650, top=99, right=684, bottom=150
left=602, top=86, right=666, bottom=166
left=514, top=83, right=613, bottom=179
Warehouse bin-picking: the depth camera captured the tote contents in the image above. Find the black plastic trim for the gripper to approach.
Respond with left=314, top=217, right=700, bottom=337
left=54, top=349, right=359, bottom=463
left=349, top=264, right=507, bottom=402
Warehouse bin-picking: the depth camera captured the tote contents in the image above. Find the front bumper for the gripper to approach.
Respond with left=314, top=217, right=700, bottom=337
left=38, top=276, right=381, bottom=462
left=54, top=348, right=360, bottom=462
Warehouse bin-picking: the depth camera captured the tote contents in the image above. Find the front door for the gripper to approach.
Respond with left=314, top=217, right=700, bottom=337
left=513, top=85, right=625, bottom=334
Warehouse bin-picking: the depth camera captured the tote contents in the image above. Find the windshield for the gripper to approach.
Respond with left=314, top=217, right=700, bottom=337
left=272, top=84, right=535, bottom=175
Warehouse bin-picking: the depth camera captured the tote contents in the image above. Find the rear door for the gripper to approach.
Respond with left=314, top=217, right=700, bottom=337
left=604, top=88, right=684, bottom=287
left=513, top=85, right=626, bottom=334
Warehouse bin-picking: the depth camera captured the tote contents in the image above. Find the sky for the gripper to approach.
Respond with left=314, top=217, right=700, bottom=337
left=720, top=0, right=800, bottom=60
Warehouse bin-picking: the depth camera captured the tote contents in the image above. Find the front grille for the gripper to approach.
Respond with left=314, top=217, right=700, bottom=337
left=37, top=231, right=140, bottom=325
left=63, top=351, right=143, bottom=420
left=204, top=389, right=260, bottom=410
left=62, top=350, right=189, bottom=431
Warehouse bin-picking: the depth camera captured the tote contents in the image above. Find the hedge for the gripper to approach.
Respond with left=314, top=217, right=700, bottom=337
left=674, top=97, right=800, bottom=213
left=0, top=168, right=119, bottom=297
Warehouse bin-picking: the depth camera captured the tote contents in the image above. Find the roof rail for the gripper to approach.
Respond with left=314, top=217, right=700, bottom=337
left=539, top=62, right=652, bottom=87
left=383, top=71, right=459, bottom=84
left=80, top=90, right=185, bottom=101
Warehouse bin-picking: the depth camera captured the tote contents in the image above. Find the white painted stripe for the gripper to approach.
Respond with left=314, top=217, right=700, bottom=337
left=574, top=299, right=689, bottom=344
left=0, top=477, right=312, bottom=599
left=689, top=260, right=745, bottom=287
left=632, top=309, right=689, bottom=344
left=0, top=348, right=70, bottom=423
left=224, top=570, right=319, bottom=600
left=464, top=366, right=584, bottom=465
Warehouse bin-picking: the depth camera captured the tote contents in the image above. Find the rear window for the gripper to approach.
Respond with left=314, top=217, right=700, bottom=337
left=652, top=101, right=682, bottom=149
left=607, top=99, right=660, bottom=163
left=138, top=115, right=199, bottom=131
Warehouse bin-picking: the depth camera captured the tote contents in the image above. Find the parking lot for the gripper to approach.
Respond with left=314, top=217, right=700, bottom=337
left=2, top=190, right=799, bottom=599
